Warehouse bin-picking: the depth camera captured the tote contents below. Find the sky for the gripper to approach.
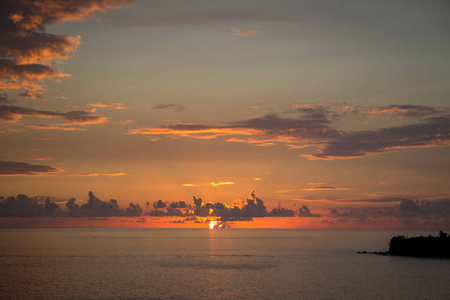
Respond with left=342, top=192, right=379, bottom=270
left=0, top=0, right=449, bottom=229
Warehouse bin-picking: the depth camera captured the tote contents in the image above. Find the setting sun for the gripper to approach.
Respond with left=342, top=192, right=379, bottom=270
left=209, top=220, right=217, bottom=229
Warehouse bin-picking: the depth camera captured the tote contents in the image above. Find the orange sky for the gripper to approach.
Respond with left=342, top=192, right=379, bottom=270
left=0, top=0, right=449, bottom=229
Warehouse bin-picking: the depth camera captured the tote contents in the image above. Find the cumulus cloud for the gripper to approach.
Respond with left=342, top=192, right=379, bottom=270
left=0, top=0, right=132, bottom=92
left=145, top=191, right=296, bottom=220
left=0, top=192, right=142, bottom=218
left=152, top=200, right=166, bottom=209
left=64, top=191, right=141, bottom=217
left=298, top=205, right=320, bottom=217
left=326, top=198, right=450, bottom=226
left=0, top=194, right=61, bottom=217
left=0, top=160, right=62, bottom=176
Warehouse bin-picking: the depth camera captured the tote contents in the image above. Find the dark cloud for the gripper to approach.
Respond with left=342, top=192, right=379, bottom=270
left=152, top=200, right=166, bottom=209
left=130, top=103, right=449, bottom=158
left=169, top=201, right=189, bottom=209
left=18, top=90, right=43, bottom=99
left=0, top=194, right=61, bottom=217
left=327, top=198, right=450, bottom=224
left=144, top=191, right=296, bottom=221
left=0, top=104, right=107, bottom=125
left=0, top=58, right=67, bottom=91
left=150, top=104, right=185, bottom=112
left=0, top=94, right=18, bottom=103
left=128, top=112, right=341, bottom=146
left=1, top=191, right=142, bottom=217
left=268, top=205, right=295, bottom=217
left=304, top=115, right=450, bottom=160
left=0, top=160, right=62, bottom=175
left=0, top=0, right=132, bottom=92
left=298, top=205, right=320, bottom=217
left=398, top=198, right=426, bottom=213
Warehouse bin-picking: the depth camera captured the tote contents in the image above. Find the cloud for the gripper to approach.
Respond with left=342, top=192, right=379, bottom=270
left=26, top=124, right=87, bottom=131
left=0, top=160, right=63, bottom=176
left=304, top=115, right=450, bottom=160
left=268, top=205, right=295, bottom=217
left=0, top=194, right=61, bottom=217
left=145, top=191, right=296, bottom=221
left=150, top=104, right=185, bottom=112
left=0, top=59, right=69, bottom=91
left=302, top=186, right=351, bottom=191
left=64, top=191, right=142, bottom=217
left=358, top=105, right=442, bottom=119
left=89, top=102, right=129, bottom=110
left=0, top=0, right=132, bottom=92
left=0, top=104, right=108, bottom=126
left=326, top=198, right=450, bottom=225
left=291, top=102, right=444, bottom=119
left=152, top=200, right=166, bottom=209
left=210, top=182, right=235, bottom=187
left=0, top=94, right=18, bottom=103
left=128, top=112, right=341, bottom=146
left=19, top=157, right=52, bottom=161
left=276, top=190, right=291, bottom=194
left=229, top=27, right=266, bottom=37
left=68, top=173, right=125, bottom=177
left=298, top=205, right=321, bottom=217
left=19, top=90, right=43, bottom=99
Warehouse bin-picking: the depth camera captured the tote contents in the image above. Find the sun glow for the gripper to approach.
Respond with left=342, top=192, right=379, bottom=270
left=209, top=220, right=217, bottom=229
left=209, top=220, right=227, bottom=229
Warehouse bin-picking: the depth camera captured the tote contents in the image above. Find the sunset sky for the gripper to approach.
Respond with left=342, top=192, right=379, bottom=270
left=1, top=0, right=449, bottom=229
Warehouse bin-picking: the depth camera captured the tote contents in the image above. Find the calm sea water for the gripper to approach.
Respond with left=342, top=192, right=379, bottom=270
left=1, top=229, right=449, bottom=299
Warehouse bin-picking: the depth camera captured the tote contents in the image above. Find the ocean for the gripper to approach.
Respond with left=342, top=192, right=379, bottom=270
left=1, top=229, right=449, bottom=299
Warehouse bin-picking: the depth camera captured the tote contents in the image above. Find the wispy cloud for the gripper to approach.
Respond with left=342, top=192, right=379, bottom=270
left=0, top=104, right=108, bottom=126
left=0, top=160, right=63, bottom=176
left=303, top=116, right=450, bottom=160
left=68, top=173, right=125, bottom=177
left=210, top=182, right=235, bottom=187
left=229, top=27, right=266, bottom=37
left=128, top=112, right=340, bottom=146
left=129, top=103, right=449, bottom=160
left=150, top=104, right=185, bottom=112
left=27, top=124, right=87, bottom=131
left=302, top=186, right=351, bottom=191
left=89, top=102, right=129, bottom=110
